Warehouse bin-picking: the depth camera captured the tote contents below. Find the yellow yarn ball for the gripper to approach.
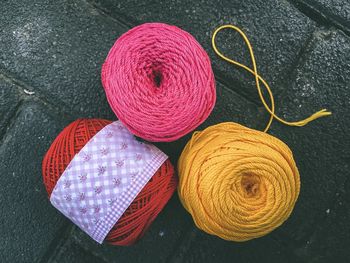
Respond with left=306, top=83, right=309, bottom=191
left=178, top=122, right=300, bottom=241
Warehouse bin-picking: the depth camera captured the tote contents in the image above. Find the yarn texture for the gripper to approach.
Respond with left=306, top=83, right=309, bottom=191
left=102, top=23, right=216, bottom=142
left=178, top=122, right=300, bottom=241
left=177, top=24, right=330, bottom=241
left=42, top=119, right=177, bottom=246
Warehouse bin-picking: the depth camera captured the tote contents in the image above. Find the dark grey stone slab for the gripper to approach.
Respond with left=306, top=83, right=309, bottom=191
left=0, top=102, right=71, bottom=262
left=295, top=0, right=350, bottom=30
left=298, top=178, right=350, bottom=262
left=265, top=29, right=350, bottom=245
left=171, top=229, right=298, bottom=263
left=72, top=195, right=193, bottom=263
left=0, top=75, right=21, bottom=135
left=89, top=0, right=316, bottom=99
left=0, top=0, right=126, bottom=118
left=49, top=238, right=104, bottom=263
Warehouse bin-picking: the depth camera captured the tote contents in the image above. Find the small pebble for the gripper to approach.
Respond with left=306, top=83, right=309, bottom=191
left=23, top=89, right=35, bottom=95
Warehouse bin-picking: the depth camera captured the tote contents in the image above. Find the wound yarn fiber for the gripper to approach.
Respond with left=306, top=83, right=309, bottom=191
left=177, top=25, right=331, bottom=241
left=178, top=122, right=300, bottom=241
left=42, top=119, right=177, bottom=246
left=102, top=23, right=216, bottom=142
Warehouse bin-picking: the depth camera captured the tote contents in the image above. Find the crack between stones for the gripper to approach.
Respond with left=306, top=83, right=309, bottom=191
left=40, top=224, right=72, bottom=263
left=43, top=225, right=109, bottom=263
left=0, top=70, right=77, bottom=120
left=214, top=70, right=261, bottom=106
left=85, top=0, right=135, bottom=28
left=0, top=100, right=23, bottom=144
left=288, top=0, right=350, bottom=37
left=275, top=26, right=317, bottom=100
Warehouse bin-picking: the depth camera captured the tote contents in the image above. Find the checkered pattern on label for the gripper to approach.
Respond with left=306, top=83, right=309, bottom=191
left=50, top=121, right=168, bottom=243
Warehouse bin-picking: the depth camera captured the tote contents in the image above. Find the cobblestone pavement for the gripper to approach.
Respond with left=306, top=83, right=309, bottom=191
left=1, top=0, right=349, bottom=262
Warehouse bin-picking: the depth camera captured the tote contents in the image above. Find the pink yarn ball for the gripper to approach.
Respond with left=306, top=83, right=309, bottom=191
left=101, top=23, right=216, bottom=142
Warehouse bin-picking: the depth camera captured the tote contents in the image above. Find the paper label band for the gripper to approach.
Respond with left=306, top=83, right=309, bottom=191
left=50, top=121, right=168, bottom=243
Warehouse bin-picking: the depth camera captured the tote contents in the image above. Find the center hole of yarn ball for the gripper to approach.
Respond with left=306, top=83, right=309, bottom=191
left=241, top=174, right=260, bottom=197
left=152, top=70, right=163, bottom=88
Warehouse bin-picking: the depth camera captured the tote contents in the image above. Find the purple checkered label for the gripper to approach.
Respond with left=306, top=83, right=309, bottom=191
left=50, top=121, right=168, bottom=244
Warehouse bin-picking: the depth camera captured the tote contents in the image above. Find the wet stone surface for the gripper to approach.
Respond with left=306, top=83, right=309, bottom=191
left=0, top=0, right=349, bottom=262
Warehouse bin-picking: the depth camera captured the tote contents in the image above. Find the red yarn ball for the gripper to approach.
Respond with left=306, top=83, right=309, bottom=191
left=42, top=119, right=177, bottom=246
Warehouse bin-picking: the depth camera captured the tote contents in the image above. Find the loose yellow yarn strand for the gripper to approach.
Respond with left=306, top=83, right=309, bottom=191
left=212, top=24, right=332, bottom=132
